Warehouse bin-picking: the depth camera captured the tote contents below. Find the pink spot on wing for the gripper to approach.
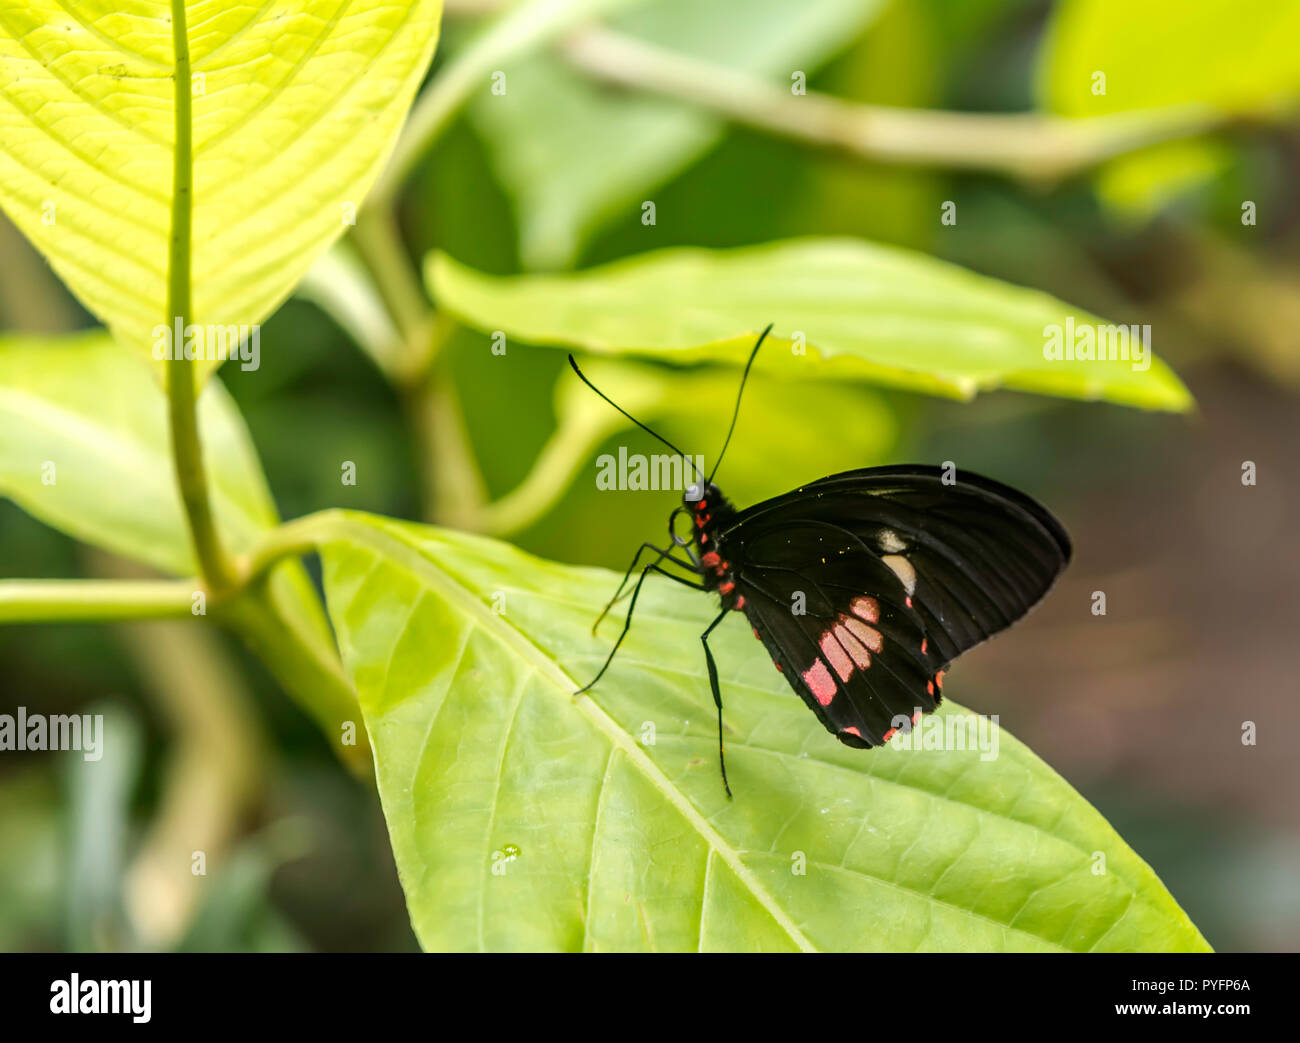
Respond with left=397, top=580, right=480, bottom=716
left=820, top=631, right=854, bottom=682
left=834, top=624, right=872, bottom=670
left=911, top=709, right=921, bottom=725
left=921, top=638, right=928, bottom=655
left=936, top=670, right=946, bottom=690
left=850, top=596, right=879, bottom=623
left=841, top=616, right=883, bottom=654
left=905, top=596, right=913, bottom=609
left=802, top=660, right=837, bottom=706
left=843, top=726, right=862, bottom=738
left=734, top=595, right=745, bottom=609
left=719, top=580, right=735, bottom=595
left=882, top=727, right=897, bottom=742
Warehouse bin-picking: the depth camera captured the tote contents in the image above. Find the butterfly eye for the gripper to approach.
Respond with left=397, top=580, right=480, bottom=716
left=668, top=506, right=691, bottom=547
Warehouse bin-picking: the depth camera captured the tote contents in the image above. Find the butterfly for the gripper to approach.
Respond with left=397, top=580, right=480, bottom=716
left=569, top=325, right=1071, bottom=796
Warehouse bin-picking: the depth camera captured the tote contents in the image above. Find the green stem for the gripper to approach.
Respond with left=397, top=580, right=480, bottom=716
left=476, top=409, right=622, bottom=537
left=351, top=210, right=430, bottom=349
left=560, top=27, right=1220, bottom=181
left=218, top=588, right=372, bottom=775
left=168, top=0, right=236, bottom=594
left=0, top=579, right=197, bottom=623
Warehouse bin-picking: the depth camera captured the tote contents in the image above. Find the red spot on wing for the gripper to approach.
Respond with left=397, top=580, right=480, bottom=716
left=802, top=660, right=837, bottom=706
left=718, top=580, right=735, bottom=595
left=927, top=680, right=935, bottom=696
left=843, top=726, right=862, bottom=738
left=905, top=596, right=913, bottom=609
left=935, top=670, right=945, bottom=690
left=700, top=551, right=721, bottom=568
left=911, top=709, right=921, bottom=725
left=882, top=727, right=897, bottom=742
left=921, top=638, right=928, bottom=655
left=734, top=595, right=746, bottom=609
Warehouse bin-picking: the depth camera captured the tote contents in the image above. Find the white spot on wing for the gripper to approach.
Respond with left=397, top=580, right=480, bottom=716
left=881, top=554, right=917, bottom=596
left=878, top=528, right=906, bottom=553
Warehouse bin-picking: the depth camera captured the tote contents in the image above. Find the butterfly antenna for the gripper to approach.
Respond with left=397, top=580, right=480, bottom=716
left=567, top=354, right=703, bottom=482
left=707, top=323, right=773, bottom=485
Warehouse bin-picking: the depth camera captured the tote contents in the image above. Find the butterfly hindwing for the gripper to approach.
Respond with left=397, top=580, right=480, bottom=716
left=734, top=520, right=944, bottom=746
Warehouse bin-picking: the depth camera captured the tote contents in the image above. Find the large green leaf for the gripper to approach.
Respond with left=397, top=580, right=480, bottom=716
left=429, top=238, right=1193, bottom=410
left=1039, top=0, right=1300, bottom=117
left=0, top=0, right=442, bottom=382
left=316, top=509, right=1210, bottom=952
left=467, top=0, right=886, bottom=268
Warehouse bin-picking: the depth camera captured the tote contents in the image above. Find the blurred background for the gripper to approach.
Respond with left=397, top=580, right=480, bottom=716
left=1, top=0, right=1297, bottom=951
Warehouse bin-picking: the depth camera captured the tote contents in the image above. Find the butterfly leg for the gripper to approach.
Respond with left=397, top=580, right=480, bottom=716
left=575, top=563, right=703, bottom=696
left=700, top=608, right=733, bottom=799
left=593, top=542, right=699, bottom=634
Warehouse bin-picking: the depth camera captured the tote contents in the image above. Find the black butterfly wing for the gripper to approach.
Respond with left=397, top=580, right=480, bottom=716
left=736, top=538, right=939, bottom=747
left=722, top=466, right=1070, bottom=746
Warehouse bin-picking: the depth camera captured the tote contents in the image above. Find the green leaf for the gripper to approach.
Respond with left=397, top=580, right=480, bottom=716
left=429, top=238, right=1194, bottom=411
left=1092, top=138, right=1232, bottom=223
left=1, top=332, right=283, bottom=576
left=467, top=0, right=887, bottom=269
left=316, top=509, right=1210, bottom=952
left=1039, top=0, right=1300, bottom=117
left=0, top=1, right=443, bottom=383
left=0, top=332, right=357, bottom=757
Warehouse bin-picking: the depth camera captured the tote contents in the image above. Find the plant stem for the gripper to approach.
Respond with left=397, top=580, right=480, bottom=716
left=118, top=616, right=265, bottom=947
left=0, top=579, right=197, bottom=623
left=373, top=0, right=632, bottom=208
left=407, top=364, right=489, bottom=527
left=168, top=0, right=237, bottom=594
left=351, top=210, right=431, bottom=350
left=476, top=407, right=623, bottom=537
left=560, top=27, right=1220, bottom=182
left=218, top=588, right=372, bottom=775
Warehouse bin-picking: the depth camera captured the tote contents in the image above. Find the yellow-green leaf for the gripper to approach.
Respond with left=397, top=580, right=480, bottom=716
left=1039, top=0, right=1300, bottom=117
left=0, top=0, right=443, bottom=383
left=429, top=238, right=1194, bottom=411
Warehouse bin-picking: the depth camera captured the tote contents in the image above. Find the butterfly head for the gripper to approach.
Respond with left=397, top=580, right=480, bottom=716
left=684, top=479, right=722, bottom=511
left=672, top=480, right=736, bottom=552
